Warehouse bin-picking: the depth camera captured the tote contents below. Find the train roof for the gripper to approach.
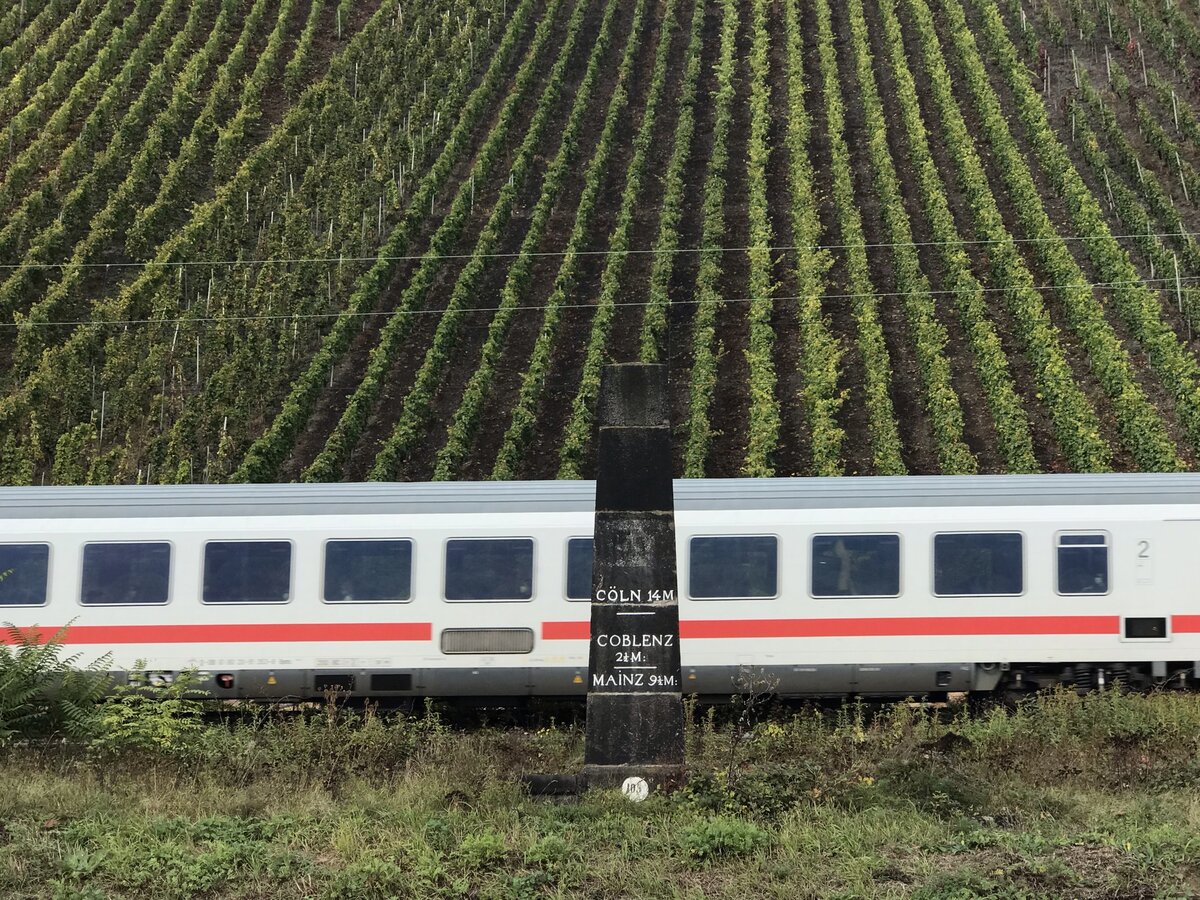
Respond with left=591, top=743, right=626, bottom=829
left=2, top=474, right=1200, bottom=519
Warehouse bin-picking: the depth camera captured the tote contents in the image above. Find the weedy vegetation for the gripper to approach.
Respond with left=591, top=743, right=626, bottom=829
left=1, top=635, right=1199, bottom=898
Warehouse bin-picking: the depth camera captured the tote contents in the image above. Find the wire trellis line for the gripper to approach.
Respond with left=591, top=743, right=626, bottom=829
left=5, top=274, right=1199, bottom=330
left=6, top=228, right=1200, bottom=270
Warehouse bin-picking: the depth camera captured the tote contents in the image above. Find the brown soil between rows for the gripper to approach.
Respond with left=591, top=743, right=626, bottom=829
left=666, top=1, right=721, bottom=478
left=393, top=0, right=655, bottom=483
left=956, top=0, right=1196, bottom=469
left=801, top=0, right=876, bottom=476
left=834, top=0, right=941, bottom=475
left=277, top=0, right=562, bottom=479
left=861, top=0, right=1006, bottom=473
left=703, top=0, right=752, bottom=479
left=514, top=0, right=672, bottom=479
left=893, top=0, right=1067, bottom=472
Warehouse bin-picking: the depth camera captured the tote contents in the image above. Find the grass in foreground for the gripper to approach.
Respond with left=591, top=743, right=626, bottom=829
left=2, top=691, right=1200, bottom=898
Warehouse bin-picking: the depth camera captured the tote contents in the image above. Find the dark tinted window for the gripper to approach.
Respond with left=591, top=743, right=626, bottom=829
left=1057, top=534, right=1108, bottom=595
left=689, top=536, right=778, bottom=599
left=81, top=543, right=170, bottom=605
left=1125, top=617, right=1166, bottom=639
left=445, top=539, right=533, bottom=600
left=324, top=540, right=412, bottom=602
left=934, top=533, right=1023, bottom=596
left=203, top=541, right=291, bottom=603
left=566, top=538, right=593, bottom=600
left=811, top=535, right=900, bottom=597
left=0, top=544, right=49, bottom=606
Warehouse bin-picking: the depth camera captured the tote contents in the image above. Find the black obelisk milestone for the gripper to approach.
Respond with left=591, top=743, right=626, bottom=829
left=582, top=363, right=685, bottom=791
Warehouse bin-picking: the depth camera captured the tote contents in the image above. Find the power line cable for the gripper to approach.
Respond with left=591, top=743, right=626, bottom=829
left=6, top=274, right=1199, bottom=330
left=6, top=228, right=1200, bottom=270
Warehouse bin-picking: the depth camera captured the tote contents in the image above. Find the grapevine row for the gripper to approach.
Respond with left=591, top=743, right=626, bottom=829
left=367, top=0, right=637, bottom=481
left=739, top=0, right=779, bottom=477
left=875, top=0, right=1038, bottom=473
left=848, top=0, right=975, bottom=474
left=681, top=0, right=737, bottom=478
left=636, top=0, right=704, bottom=366
left=781, top=0, right=842, bottom=475
left=283, top=0, right=328, bottom=97
left=553, top=0, right=678, bottom=480
left=958, top=0, right=1191, bottom=467
left=297, top=0, right=586, bottom=482
left=231, top=0, right=534, bottom=483
left=903, top=0, right=1111, bottom=470
left=816, top=0, right=905, bottom=474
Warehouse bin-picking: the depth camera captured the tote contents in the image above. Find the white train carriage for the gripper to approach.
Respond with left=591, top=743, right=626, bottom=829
left=0, top=474, right=1196, bottom=700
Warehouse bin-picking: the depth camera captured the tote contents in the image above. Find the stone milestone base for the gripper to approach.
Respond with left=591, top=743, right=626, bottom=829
left=584, top=692, right=685, bottom=770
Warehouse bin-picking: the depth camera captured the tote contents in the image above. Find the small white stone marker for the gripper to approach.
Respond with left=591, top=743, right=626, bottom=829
left=621, top=777, right=649, bottom=802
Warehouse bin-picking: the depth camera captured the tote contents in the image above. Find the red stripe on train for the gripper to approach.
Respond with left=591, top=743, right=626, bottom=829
left=2, top=623, right=433, bottom=645
left=541, top=616, right=1120, bottom=641
left=1172, top=616, right=1200, bottom=633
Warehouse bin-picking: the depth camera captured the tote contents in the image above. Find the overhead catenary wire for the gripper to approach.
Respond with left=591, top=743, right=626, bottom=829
left=5, top=274, right=1200, bottom=330
left=8, top=229, right=1200, bottom=270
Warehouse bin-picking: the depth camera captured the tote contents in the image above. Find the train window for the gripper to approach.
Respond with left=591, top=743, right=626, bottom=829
left=323, top=540, right=413, bottom=603
left=933, top=533, right=1023, bottom=596
left=565, top=538, right=593, bottom=601
left=1056, top=533, right=1109, bottom=595
left=811, top=534, right=900, bottom=598
left=203, top=541, right=291, bottom=603
left=81, top=542, right=170, bottom=605
left=689, top=536, right=778, bottom=600
left=444, top=538, right=533, bottom=601
left=0, top=544, right=49, bottom=606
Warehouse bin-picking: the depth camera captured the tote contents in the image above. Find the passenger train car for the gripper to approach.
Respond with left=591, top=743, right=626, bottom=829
left=0, top=475, right=1197, bottom=701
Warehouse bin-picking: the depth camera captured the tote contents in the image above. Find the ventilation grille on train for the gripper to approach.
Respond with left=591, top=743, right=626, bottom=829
left=440, top=628, right=535, bottom=654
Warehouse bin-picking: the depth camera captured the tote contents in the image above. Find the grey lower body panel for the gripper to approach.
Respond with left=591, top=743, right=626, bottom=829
left=145, top=663, right=976, bottom=700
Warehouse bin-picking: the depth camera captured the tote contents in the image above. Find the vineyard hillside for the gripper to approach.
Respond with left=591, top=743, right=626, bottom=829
left=6, top=0, right=1200, bottom=483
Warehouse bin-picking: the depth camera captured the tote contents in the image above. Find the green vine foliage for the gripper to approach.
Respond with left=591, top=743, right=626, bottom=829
left=90, top=669, right=207, bottom=756
left=0, top=623, right=111, bottom=745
